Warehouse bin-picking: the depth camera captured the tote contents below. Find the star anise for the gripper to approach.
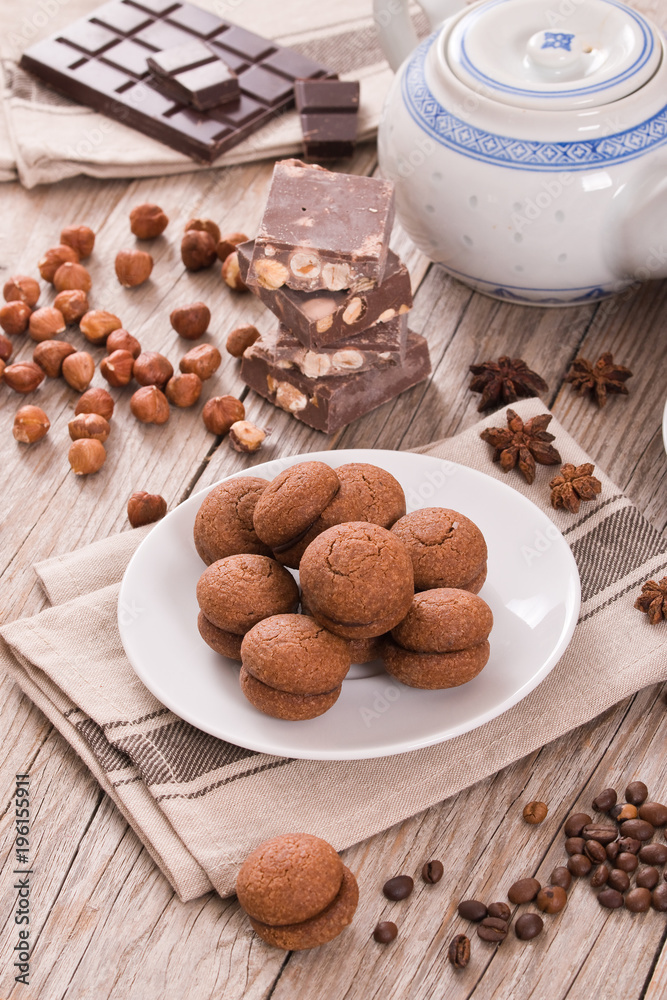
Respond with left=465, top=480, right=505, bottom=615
left=634, top=577, right=667, bottom=624
left=565, top=352, right=633, bottom=408
left=469, top=356, right=549, bottom=412
left=549, top=463, right=602, bottom=514
left=480, top=408, right=562, bottom=484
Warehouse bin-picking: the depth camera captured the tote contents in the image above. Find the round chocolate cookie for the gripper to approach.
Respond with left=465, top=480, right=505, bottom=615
left=249, top=865, right=359, bottom=950
left=348, top=634, right=384, bottom=664
left=236, top=833, right=344, bottom=926
left=299, top=522, right=414, bottom=639
left=253, top=462, right=340, bottom=549
left=196, top=554, right=299, bottom=634
left=382, top=639, right=490, bottom=689
left=240, top=668, right=342, bottom=720
left=197, top=611, right=243, bottom=660
left=391, top=508, right=487, bottom=592
left=241, top=615, right=350, bottom=694
left=391, top=589, right=493, bottom=653
left=193, top=476, right=271, bottom=565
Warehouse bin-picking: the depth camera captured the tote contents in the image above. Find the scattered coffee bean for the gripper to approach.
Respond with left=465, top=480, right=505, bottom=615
left=458, top=900, right=488, bottom=922
left=567, top=855, right=592, bottom=877
left=582, top=824, right=618, bottom=845
left=523, top=801, right=548, bottom=824
left=584, top=840, right=606, bottom=864
left=636, top=867, right=659, bottom=890
left=619, top=819, right=654, bottom=841
left=625, top=887, right=651, bottom=913
left=508, top=878, right=541, bottom=904
left=613, top=804, right=638, bottom=822
left=618, top=837, right=641, bottom=855
left=593, top=788, right=617, bottom=812
left=536, top=886, right=567, bottom=914
left=590, top=864, right=609, bottom=888
left=652, top=884, right=667, bottom=912
left=625, top=781, right=649, bottom=806
left=422, top=859, right=444, bottom=884
left=565, top=837, right=586, bottom=856
left=598, top=888, right=624, bottom=909
left=383, top=875, right=414, bottom=900
left=615, top=852, right=639, bottom=873
left=448, top=933, right=470, bottom=968
left=550, top=867, right=572, bottom=891
left=639, top=843, right=667, bottom=865
left=607, top=869, right=631, bottom=893
left=487, top=902, right=511, bottom=922
left=373, top=921, right=398, bottom=944
left=638, top=802, right=667, bottom=827
left=606, top=842, right=620, bottom=861
left=564, top=813, right=592, bottom=837
left=477, top=917, right=508, bottom=943
left=515, top=913, right=543, bottom=940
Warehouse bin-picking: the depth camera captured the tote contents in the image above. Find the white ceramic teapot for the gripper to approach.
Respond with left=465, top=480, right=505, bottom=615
left=374, top=0, right=667, bottom=305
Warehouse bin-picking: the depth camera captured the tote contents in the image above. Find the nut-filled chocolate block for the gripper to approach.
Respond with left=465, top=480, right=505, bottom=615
left=147, top=40, right=239, bottom=111
left=241, top=331, right=431, bottom=434
left=237, top=241, right=412, bottom=348
left=295, top=79, right=360, bottom=160
left=245, top=160, right=395, bottom=293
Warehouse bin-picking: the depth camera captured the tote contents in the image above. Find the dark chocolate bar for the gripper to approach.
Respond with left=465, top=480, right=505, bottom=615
left=147, top=40, right=239, bottom=111
left=295, top=79, right=359, bottom=160
left=20, top=1, right=332, bottom=164
left=245, top=159, right=395, bottom=292
left=241, top=331, right=431, bottom=434
left=237, top=241, right=412, bottom=348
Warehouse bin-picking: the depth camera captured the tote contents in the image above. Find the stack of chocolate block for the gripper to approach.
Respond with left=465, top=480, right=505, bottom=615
left=238, top=159, right=431, bottom=433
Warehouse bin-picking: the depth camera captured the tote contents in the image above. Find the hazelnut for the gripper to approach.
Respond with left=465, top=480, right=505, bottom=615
left=165, top=372, right=202, bottom=407
left=127, top=491, right=168, bottom=528
left=68, top=438, right=106, bottom=476
left=185, top=218, right=221, bottom=244
left=0, top=332, right=13, bottom=361
left=60, top=225, right=95, bottom=259
left=170, top=301, right=210, bottom=340
left=100, top=350, right=135, bottom=387
left=229, top=420, right=265, bottom=453
left=53, top=261, right=92, bottom=293
left=254, top=258, right=289, bottom=290
left=130, top=385, right=170, bottom=424
left=4, top=275, right=40, bottom=308
left=54, top=289, right=89, bottom=324
left=75, top=387, right=115, bottom=421
left=0, top=301, right=31, bottom=336
left=38, top=245, right=79, bottom=283
left=222, top=251, right=248, bottom=291
left=115, top=249, right=153, bottom=287
left=216, top=232, right=248, bottom=262
left=275, top=381, right=308, bottom=413
left=3, top=361, right=45, bottom=393
left=181, top=230, right=217, bottom=271
left=202, top=395, right=245, bottom=435
left=106, top=329, right=141, bottom=358
left=68, top=412, right=111, bottom=443
left=13, top=405, right=50, bottom=444
left=179, top=343, right=221, bottom=380
left=134, top=351, right=173, bottom=388
left=80, top=310, right=122, bottom=346
left=28, top=306, right=66, bottom=342
left=0, top=359, right=5, bottom=382
left=62, top=351, right=95, bottom=392
left=130, top=203, right=169, bottom=239
left=226, top=324, right=259, bottom=358
left=33, top=339, right=76, bottom=377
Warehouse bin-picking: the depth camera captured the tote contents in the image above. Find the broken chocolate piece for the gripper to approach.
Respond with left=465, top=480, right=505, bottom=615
left=148, top=40, right=239, bottom=111
left=295, top=78, right=359, bottom=160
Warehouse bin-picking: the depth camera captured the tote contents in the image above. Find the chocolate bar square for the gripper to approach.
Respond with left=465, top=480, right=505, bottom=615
left=93, top=2, right=153, bottom=35
left=295, top=79, right=359, bottom=113
left=295, top=80, right=359, bottom=160
left=148, top=41, right=239, bottom=110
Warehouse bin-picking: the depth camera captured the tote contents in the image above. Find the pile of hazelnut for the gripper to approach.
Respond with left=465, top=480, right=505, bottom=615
left=1, top=205, right=266, bottom=475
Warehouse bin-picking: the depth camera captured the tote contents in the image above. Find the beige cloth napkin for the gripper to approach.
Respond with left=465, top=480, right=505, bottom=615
left=1, top=398, right=666, bottom=901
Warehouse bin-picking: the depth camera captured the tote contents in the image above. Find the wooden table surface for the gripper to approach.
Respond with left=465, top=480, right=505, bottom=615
left=1, top=17, right=667, bottom=998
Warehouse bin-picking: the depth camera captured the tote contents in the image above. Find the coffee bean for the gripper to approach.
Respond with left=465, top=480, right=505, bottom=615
left=607, top=869, right=630, bottom=892
left=616, top=852, right=639, bottom=873
left=606, top=842, right=620, bottom=861
left=619, top=819, right=654, bottom=841
left=639, top=843, right=667, bottom=865
left=523, top=801, right=548, bottom=824
left=636, top=866, right=659, bottom=890
left=625, top=781, right=649, bottom=805
left=625, top=887, right=651, bottom=912
left=422, top=860, right=444, bottom=884
left=590, top=864, right=609, bottom=888
left=508, top=878, right=541, bottom=904
left=618, top=837, right=641, bottom=855
left=652, top=884, right=667, bottom=912
left=565, top=837, right=586, bottom=856
left=477, top=917, right=508, bottom=943
left=564, top=812, right=592, bottom=837
left=598, top=888, right=624, bottom=909
left=515, top=913, right=543, bottom=940
left=487, top=902, right=511, bottom=922
left=373, top=921, right=398, bottom=944
left=448, top=934, right=470, bottom=968
left=567, top=855, right=592, bottom=877
left=584, top=840, right=606, bottom=864
left=582, top=825, right=618, bottom=845
left=550, top=867, right=572, bottom=891
left=458, top=899, right=488, bottom=922
left=638, top=802, right=667, bottom=827
left=613, top=804, right=638, bottom=822
left=536, top=886, right=567, bottom=914
left=593, top=788, right=617, bottom=812
left=383, top=875, right=413, bottom=900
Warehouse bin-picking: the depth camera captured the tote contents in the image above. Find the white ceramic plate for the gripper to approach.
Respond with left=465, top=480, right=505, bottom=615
left=119, top=450, right=581, bottom=761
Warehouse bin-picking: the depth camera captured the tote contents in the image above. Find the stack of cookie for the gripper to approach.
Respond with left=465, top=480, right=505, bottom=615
left=236, top=158, right=431, bottom=433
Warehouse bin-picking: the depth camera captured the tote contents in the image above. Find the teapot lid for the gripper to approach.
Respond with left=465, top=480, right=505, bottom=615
left=446, top=0, right=663, bottom=110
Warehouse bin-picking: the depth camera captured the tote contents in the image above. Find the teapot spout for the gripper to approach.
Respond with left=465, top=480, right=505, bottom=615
left=607, top=164, right=667, bottom=282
